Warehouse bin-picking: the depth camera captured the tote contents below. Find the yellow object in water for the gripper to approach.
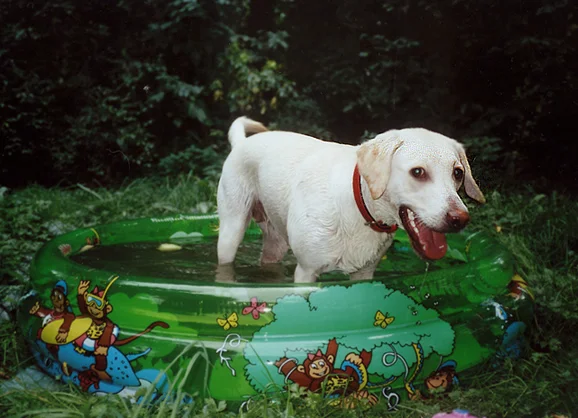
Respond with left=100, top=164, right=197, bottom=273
left=157, top=243, right=183, bottom=252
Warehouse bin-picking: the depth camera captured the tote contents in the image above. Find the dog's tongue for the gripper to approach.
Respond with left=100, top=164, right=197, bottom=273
left=401, top=207, right=448, bottom=260
left=416, top=226, right=447, bottom=260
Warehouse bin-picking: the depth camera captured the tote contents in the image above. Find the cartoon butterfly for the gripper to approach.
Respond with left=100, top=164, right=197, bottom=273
left=217, top=312, right=239, bottom=331
left=374, top=310, right=395, bottom=329
left=242, top=297, right=267, bottom=320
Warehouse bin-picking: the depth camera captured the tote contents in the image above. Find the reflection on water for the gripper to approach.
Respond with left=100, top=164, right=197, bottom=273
left=71, top=237, right=466, bottom=284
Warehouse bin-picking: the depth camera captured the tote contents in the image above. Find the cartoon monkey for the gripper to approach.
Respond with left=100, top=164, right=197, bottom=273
left=74, top=278, right=119, bottom=381
left=74, top=276, right=169, bottom=389
left=29, top=280, right=75, bottom=357
left=275, top=338, right=338, bottom=392
left=275, top=339, right=377, bottom=405
left=421, top=360, right=459, bottom=398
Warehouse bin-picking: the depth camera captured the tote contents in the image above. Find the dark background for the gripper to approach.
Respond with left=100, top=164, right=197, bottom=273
left=1, top=0, right=577, bottom=193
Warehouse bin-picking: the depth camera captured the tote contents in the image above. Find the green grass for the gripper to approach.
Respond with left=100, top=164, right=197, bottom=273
left=1, top=176, right=577, bottom=417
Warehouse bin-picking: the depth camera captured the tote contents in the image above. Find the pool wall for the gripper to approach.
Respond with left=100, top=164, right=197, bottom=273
left=18, top=214, right=534, bottom=409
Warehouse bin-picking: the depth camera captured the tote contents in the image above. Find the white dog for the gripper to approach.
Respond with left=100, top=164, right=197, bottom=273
left=217, top=117, right=485, bottom=283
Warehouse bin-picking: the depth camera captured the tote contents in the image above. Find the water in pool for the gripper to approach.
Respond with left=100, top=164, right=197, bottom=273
left=71, top=236, right=465, bottom=283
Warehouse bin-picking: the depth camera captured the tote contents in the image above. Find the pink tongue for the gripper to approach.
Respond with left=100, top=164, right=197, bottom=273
left=417, top=226, right=447, bottom=260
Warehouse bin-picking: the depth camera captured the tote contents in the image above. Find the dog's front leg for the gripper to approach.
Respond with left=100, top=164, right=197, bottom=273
left=294, top=264, right=324, bottom=283
left=349, top=248, right=388, bottom=281
left=215, top=263, right=236, bottom=283
left=349, top=264, right=379, bottom=281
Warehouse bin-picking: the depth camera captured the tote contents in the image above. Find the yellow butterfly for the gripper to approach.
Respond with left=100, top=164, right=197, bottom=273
left=374, top=310, right=395, bottom=329
left=217, top=312, right=239, bottom=331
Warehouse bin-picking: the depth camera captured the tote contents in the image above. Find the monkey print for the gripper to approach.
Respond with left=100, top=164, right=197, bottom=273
left=275, top=338, right=378, bottom=405
left=424, top=360, right=459, bottom=395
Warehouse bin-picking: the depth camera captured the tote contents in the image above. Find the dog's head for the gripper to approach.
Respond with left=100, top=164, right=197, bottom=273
left=357, top=128, right=485, bottom=261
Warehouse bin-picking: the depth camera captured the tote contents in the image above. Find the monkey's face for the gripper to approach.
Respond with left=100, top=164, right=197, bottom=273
left=425, top=370, right=452, bottom=390
left=87, top=303, right=105, bottom=318
left=85, top=293, right=112, bottom=319
left=308, top=358, right=330, bottom=379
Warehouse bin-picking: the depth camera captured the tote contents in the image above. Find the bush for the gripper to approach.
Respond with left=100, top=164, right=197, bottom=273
left=0, top=0, right=296, bottom=187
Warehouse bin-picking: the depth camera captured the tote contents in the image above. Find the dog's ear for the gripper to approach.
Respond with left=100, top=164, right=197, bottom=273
left=356, top=131, right=403, bottom=200
left=456, top=145, right=486, bottom=204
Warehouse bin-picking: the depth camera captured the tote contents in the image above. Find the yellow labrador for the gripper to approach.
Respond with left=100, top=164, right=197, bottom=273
left=217, top=117, right=485, bottom=283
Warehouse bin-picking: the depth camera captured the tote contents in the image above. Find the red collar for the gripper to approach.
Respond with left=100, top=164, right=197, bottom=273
left=352, top=165, right=398, bottom=233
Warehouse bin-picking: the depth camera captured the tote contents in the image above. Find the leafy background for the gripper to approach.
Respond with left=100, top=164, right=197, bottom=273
left=1, top=0, right=577, bottom=192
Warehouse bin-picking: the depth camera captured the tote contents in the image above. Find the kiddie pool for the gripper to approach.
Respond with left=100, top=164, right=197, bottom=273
left=17, top=214, right=534, bottom=410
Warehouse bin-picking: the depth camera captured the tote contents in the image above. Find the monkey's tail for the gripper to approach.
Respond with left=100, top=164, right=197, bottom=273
left=114, top=321, right=170, bottom=346
left=404, top=343, right=424, bottom=396
left=366, top=375, right=398, bottom=389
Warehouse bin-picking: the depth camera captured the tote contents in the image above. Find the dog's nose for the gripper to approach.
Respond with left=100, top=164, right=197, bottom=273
left=446, top=209, right=470, bottom=231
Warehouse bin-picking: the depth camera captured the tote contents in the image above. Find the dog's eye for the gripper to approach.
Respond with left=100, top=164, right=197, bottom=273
left=454, top=167, right=464, bottom=181
left=410, top=167, right=426, bottom=179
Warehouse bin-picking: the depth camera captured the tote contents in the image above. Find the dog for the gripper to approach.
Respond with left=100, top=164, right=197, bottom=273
left=217, top=117, right=485, bottom=283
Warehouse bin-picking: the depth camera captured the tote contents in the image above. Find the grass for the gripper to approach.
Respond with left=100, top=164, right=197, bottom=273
left=0, top=175, right=577, bottom=417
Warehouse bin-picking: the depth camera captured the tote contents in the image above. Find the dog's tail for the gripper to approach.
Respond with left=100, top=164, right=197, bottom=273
left=228, top=117, right=268, bottom=147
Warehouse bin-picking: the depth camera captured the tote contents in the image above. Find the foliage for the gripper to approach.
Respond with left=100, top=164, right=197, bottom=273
left=158, top=142, right=225, bottom=180
left=0, top=0, right=296, bottom=187
left=1, top=0, right=577, bottom=191
left=469, top=190, right=578, bottom=322
left=271, top=95, right=335, bottom=140
left=274, top=0, right=578, bottom=190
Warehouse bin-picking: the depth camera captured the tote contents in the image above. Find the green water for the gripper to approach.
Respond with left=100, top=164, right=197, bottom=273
left=71, top=237, right=465, bottom=283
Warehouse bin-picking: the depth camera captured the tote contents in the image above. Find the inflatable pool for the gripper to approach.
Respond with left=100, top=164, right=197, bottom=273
left=18, top=214, right=534, bottom=409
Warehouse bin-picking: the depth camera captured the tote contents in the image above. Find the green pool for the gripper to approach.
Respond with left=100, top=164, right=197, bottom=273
left=18, top=214, right=534, bottom=410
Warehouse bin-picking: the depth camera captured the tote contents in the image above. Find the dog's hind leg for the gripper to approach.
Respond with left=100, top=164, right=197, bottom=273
left=217, top=213, right=251, bottom=265
left=217, top=184, right=252, bottom=265
left=252, top=200, right=289, bottom=264
left=259, top=222, right=289, bottom=264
